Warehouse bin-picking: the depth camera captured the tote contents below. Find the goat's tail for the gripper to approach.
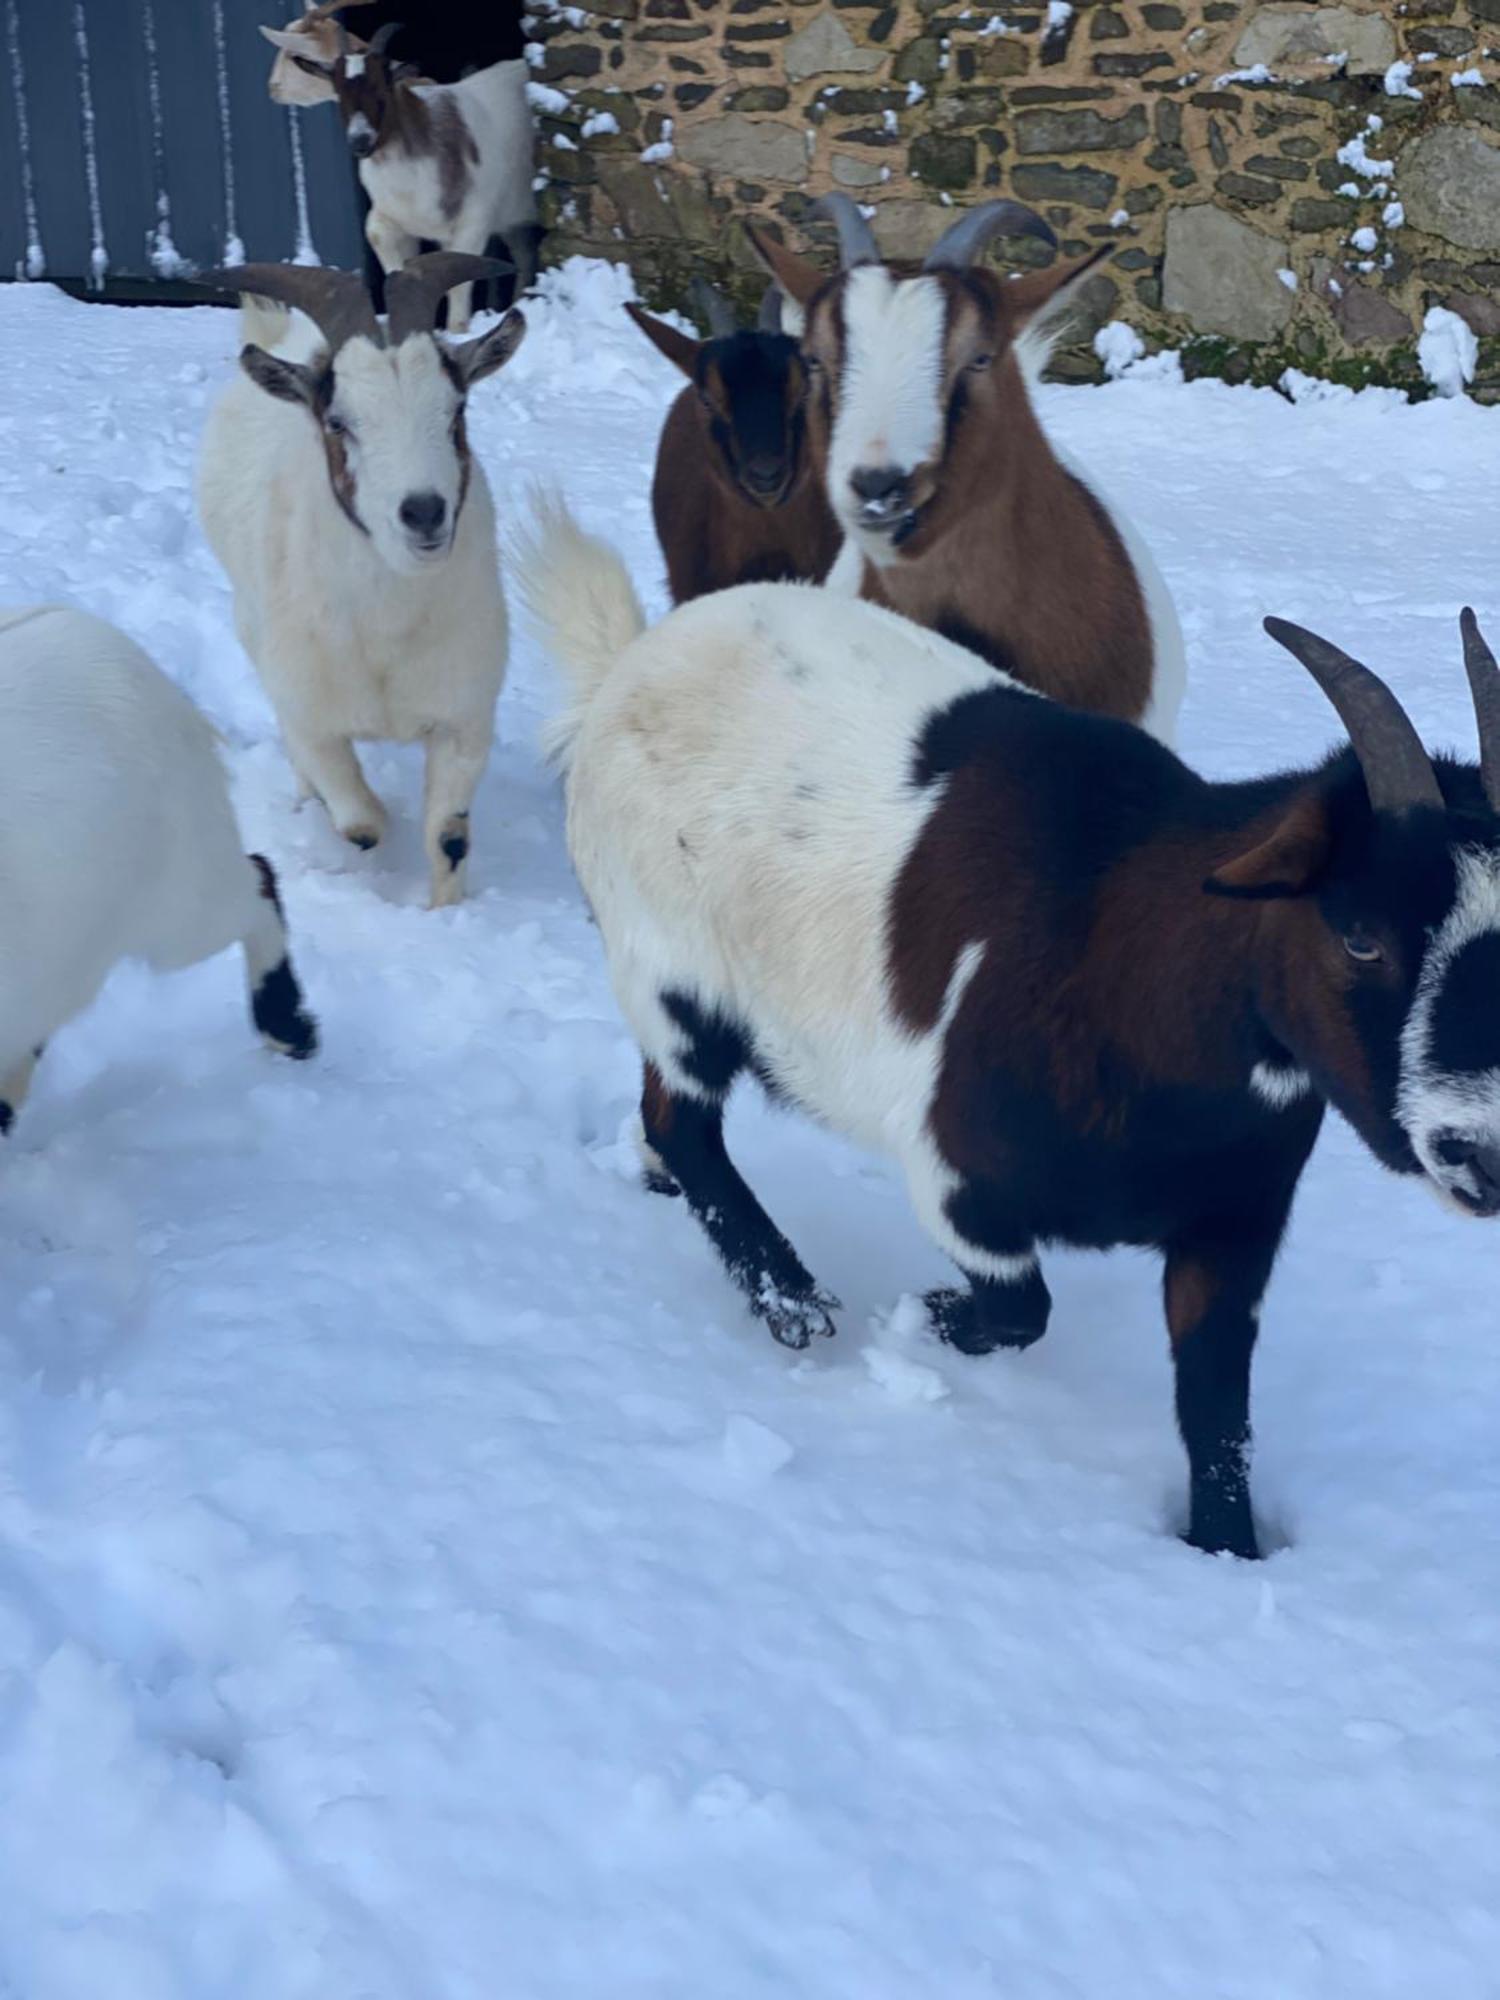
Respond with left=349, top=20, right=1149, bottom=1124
left=238, top=293, right=292, bottom=352
left=517, top=490, right=647, bottom=769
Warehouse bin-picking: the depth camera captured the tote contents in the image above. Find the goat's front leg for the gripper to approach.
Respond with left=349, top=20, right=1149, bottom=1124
left=925, top=1259, right=1052, bottom=1355
left=0, top=1043, right=45, bottom=1135
left=422, top=723, right=492, bottom=907
left=641, top=1058, right=837, bottom=1349
left=1164, top=1227, right=1286, bottom=1561
left=282, top=729, right=386, bottom=852
left=909, top=1163, right=1051, bottom=1353
left=365, top=205, right=419, bottom=283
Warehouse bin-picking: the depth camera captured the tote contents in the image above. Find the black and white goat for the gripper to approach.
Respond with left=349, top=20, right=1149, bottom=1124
left=525, top=505, right=1500, bottom=1561
left=750, top=196, right=1185, bottom=742
left=624, top=285, right=841, bottom=605
left=197, top=254, right=524, bottom=907
left=0, top=606, right=316, bottom=1132
left=277, top=20, right=540, bottom=328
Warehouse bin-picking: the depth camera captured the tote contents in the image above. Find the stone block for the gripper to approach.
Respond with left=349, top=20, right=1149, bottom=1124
left=1232, top=5, right=1397, bottom=76
left=1162, top=202, right=1293, bottom=339
left=677, top=115, right=810, bottom=184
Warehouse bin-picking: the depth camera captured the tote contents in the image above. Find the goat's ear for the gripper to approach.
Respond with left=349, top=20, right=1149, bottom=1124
left=1000, top=245, right=1114, bottom=331
left=452, top=307, right=526, bottom=387
left=743, top=223, right=826, bottom=311
left=623, top=302, right=700, bottom=377
left=239, top=343, right=318, bottom=408
left=1204, top=790, right=1333, bottom=899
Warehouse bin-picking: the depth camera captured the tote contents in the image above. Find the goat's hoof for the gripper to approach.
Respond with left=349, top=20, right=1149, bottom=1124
left=925, top=1286, right=1045, bottom=1355
left=343, top=825, right=382, bottom=852
left=643, top=1167, right=680, bottom=1198
left=1181, top=1520, right=1261, bottom=1562
left=0, top=1101, right=13, bottom=1137
left=762, top=1288, right=839, bottom=1350
left=265, top=1012, right=319, bottom=1062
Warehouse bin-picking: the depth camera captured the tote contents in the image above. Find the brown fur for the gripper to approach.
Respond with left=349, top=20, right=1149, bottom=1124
left=749, top=229, right=1154, bottom=721
left=329, top=47, right=477, bottom=213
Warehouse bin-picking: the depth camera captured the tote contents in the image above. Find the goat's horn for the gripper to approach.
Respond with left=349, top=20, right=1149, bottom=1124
left=385, top=250, right=514, bottom=342
left=756, top=283, right=783, bottom=334
left=923, top=200, right=1058, bottom=272
left=1263, top=617, right=1443, bottom=817
left=365, top=19, right=401, bottom=60
left=1460, top=608, right=1500, bottom=811
left=815, top=192, right=880, bottom=270
left=198, top=262, right=381, bottom=354
left=307, top=0, right=377, bottom=19
left=689, top=277, right=737, bottom=341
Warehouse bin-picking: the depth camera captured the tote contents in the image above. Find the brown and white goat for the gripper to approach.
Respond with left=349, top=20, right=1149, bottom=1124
left=526, top=501, right=1500, bottom=1561
left=749, top=196, right=1185, bottom=743
left=279, top=22, right=539, bottom=327
left=625, top=286, right=841, bottom=604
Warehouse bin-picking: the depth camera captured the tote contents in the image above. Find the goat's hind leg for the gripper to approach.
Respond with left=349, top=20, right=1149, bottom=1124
left=242, top=856, right=318, bottom=1059
left=0, top=1043, right=45, bottom=1135
left=641, top=1026, right=837, bottom=1350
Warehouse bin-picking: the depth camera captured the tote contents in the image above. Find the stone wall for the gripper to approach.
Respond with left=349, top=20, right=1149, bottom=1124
left=525, top=1, right=1500, bottom=388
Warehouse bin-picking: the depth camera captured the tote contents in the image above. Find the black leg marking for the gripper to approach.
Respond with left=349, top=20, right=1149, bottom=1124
left=0, top=1101, right=12, bottom=1137
left=253, top=959, right=318, bottom=1061
left=249, top=853, right=285, bottom=916
left=1165, top=1235, right=1283, bottom=1561
left=645, top=1004, right=836, bottom=1348
left=440, top=812, right=470, bottom=871
left=926, top=1262, right=1052, bottom=1356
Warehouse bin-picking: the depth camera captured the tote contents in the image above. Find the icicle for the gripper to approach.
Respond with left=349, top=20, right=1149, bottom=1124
left=211, top=0, right=244, bottom=264
left=5, top=0, right=43, bottom=277
left=140, top=0, right=182, bottom=278
left=72, top=2, right=108, bottom=286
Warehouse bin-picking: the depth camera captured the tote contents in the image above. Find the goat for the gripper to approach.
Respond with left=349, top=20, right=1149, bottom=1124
left=263, top=2, right=377, bottom=109
left=624, top=284, right=842, bottom=605
left=196, top=253, right=525, bottom=908
left=748, top=195, right=1186, bottom=744
left=524, top=502, right=1500, bottom=1561
left=0, top=605, right=316, bottom=1132
left=280, top=22, right=540, bottom=328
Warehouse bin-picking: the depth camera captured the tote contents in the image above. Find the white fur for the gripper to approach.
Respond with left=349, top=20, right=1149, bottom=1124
left=1250, top=1060, right=1312, bottom=1111
left=0, top=607, right=295, bottom=1115
left=829, top=268, right=947, bottom=564
left=1398, top=844, right=1500, bottom=1202
left=521, top=507, right=1038, bottom=1282
left=359, top=61, right=538, bottom=331
left=197, top=311, right=508, bottom=907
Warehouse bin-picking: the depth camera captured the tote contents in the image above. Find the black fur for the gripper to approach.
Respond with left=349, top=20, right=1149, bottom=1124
left=253, top=959, right=318, bottom=1060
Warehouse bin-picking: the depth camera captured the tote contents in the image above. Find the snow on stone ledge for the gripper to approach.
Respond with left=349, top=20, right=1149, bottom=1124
left=1418, top=307, right=1478, bottom=399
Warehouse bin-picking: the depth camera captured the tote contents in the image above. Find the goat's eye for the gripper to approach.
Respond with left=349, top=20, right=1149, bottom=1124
left=325, top=412, right=349, bottom=438
left=804, top=354, right=824, bottom=374
left=969, top=352, right=994, bottom=372
left=1343, top=931, right=1383, bottom=964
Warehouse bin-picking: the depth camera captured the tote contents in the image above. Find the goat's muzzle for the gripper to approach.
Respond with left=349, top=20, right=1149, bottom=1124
left=850, top=464, right=910, bottom=529
left=1433, top=1131, right=1500, bottom=1216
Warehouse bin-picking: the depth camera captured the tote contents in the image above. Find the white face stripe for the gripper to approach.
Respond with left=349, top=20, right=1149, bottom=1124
left=1397, top=843, right=1500, bottom=1192
left=827, top=268, right=947, bottom=547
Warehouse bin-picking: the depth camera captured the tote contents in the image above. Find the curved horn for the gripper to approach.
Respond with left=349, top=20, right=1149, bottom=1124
left=1263, top=617, right=1443, bottom=817
left=198, top=261, right=381, bottom=354
left=365, top=19, right=401, bottom=61
left=1460, top=608, right=1500, bottom=811
left=688, top=276, right=737, bottom=341
left=923, top=200, right=1058, bottom=272
left=815, top=192, right=879, bottom=270
left=385, top=250, right=514, bottom=342
left=756, top=283, right=783, bottom=334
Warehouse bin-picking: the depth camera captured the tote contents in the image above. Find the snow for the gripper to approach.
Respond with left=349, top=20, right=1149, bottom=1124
left=1452, top=67, right=1485, bottom=87
left=581, top=110, right=620, bottom=139
left=1384, top=199, right=1406, bottom=230
left=1383, top=59, right=1423, bottom=99
left=1215, top=62, right=1275, bottom=86
left=1350, top=225, right=1379, bottom=254
left=1093, top=318, right=1145, bottom=378
left=1419, top=306, right=1479, bottom=399
left=1276, top=266, right=1298, bottom=291
left=1, top=261, right=1499, bottom=1998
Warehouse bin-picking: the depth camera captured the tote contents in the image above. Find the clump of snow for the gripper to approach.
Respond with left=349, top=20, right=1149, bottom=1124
left=977, top=14, right=1011, bottom=35
left=1094, top=319, right=1145, bottom=379
left=905, top=78, right=926, bottom=105
left=1452, top=67, right=1485, bottom=87
left=1215, top=62, right=1275, bottom=85
left=1383, top=59, right=1422, bottom=99
left=1277, top=267, right=1298, bottom=292
left=1109, top=207, right=1131, bottom=228
left=551, top=132, right=576, bottom=152
left=1418, top=306, right=1478, bottom=398
left=1350, top=225, right=1378, bottom=253
left=1046, top=0, right=1073, bottom=25
left=527, top=81, right=570, bottom=114
left=1338, top=128, right=1394, bottom=179
left=581, top=110, right=619, bottom=139
left=1383, top=199, right=1405, bottom=229
left=639, top=119, right=674, bottom=164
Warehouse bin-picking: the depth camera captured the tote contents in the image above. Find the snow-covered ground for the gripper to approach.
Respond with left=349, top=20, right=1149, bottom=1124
left=0, top=263, right=1496, bottom=1998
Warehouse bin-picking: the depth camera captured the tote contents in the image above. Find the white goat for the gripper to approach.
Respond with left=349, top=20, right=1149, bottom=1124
left=196, top=254, right=525, bottom=907
left=266, top=18, right=540, bottom=326
left=0, top=605, right=316, bottom=1132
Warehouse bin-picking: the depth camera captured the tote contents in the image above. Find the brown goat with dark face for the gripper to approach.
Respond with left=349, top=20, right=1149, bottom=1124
left=625, top=288, right=842, bottom=605
left=524, top=500, right=1500, bottom=1562
left=748, top=197, right=1185, bottom=744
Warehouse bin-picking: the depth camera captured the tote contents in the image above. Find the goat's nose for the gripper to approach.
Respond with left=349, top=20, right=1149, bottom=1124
left=399, top=491, right=448, bottom=539
left=1434, top=1131, right=1500, bottom=1208
left=744, top=454, right=784, bottom=493
left=849, top=464, right=909, bottom=519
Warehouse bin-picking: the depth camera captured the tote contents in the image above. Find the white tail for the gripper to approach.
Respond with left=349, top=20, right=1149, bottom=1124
left=517, top=492, right=647, bottom=767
